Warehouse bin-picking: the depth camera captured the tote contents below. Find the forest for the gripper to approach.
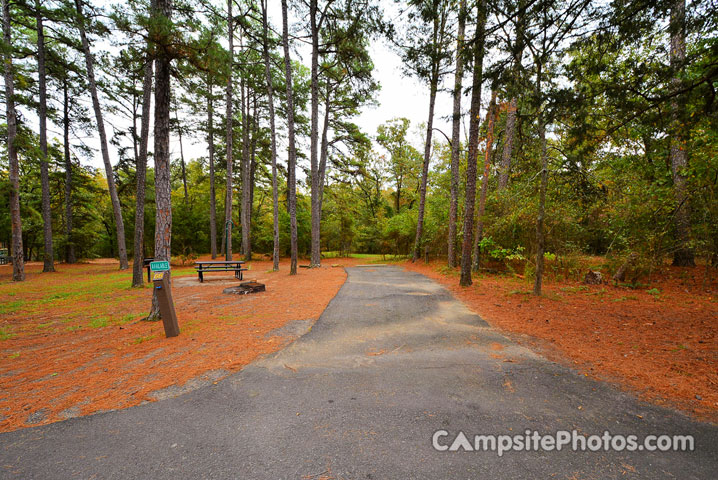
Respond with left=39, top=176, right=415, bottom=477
left=1, top=0, right=717, bottom=294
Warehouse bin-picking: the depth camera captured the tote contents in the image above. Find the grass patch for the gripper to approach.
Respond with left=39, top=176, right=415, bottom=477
left=113, top=313, right=138, bottom=326
left=0, top=327, right=15, bottom=340
left=0, top=300, right=25, bottom=314
left=65, top=325, right=82, bottom=332
left=132, top=334, right=157, bottom=344
left=560, top=285, right=589, bottom=293
left=584, top=288, right=607, bottom=297
left=38, top=291, right=84, bottom=304
left=89, top=317, right=109, bottom=328
left=8, top=352, right=19, bottom=359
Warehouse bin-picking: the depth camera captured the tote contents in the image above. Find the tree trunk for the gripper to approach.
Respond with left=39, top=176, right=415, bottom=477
left=448, top=0, right=466, bottom=269
left=240, top=74, right=251, bottom=260
left=224, top=0, right=234, bottom=261
left=473, top=90, right=497, bottom=271
left=3, top=0, right=24, bottom=281
left=175, top=106, right=188, bottom=201
left=533, top=63, right=548, bottom=296
left=63, top=79, right=76, bottom=264
left=395, top=180, right=402, bottom=214
left=74, top=0, right=128, bottom=270
left=497, top=0, right=525, bottom=191
left=261, top=0, right=279, bottom=271
left=36, top=4, right=54, bottom=272
left=132, top=45, right=153, bottom=287
left=669, top=0, right=694, bottom=267
left=309, top=0, right=321, bottom=267
left=459, top=0, right=486, bottom=287
left=208, top=75, right=218, bottom=259
left=413, top=73, right=438, bottom=262
left=246, top=94, right=258, bottom=261
left=317, top=83, right=331, bottom=242
left=282, top=0, right=298, bottom=275
left=498, top=98, right=518, bottom=189
left=148, top=0, right=172, bottom=320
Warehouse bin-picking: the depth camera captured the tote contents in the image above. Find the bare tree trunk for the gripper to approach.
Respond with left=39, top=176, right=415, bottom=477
left=459, top=0, right=486, bottom=287
left=224, top=0, right=234, bottom=261
left=248, top=95, right=258, bottom=261
left=282, top=0, right=298, bottom=275
left=36, top=4, right=54, bottom=272
left=63, top=79, right=76, bottom=264
left=148, top=0, right=172, bottom=320
left=413, top=73, right=438, bottom=262
left=240, top=74, right=251, bottom=260
left=261, top=0, right=279, bottom=271
left=533, top=63, right=548, bottom=296
left=669, top=0, right=694, bottom=267
left=208, top=75, right=218, bottom=259
left=132, top=46, right=153, bottom=287
left=317, top=84, right=331, bottom=245
left=472, top=91, right=497, bottom=271
left=74, top=0, right=128, bottom=270
left=3, top=0, right=24, bottom=281
left=498, top=98, right=518, bottom=189
left=175, top=105, right=188, bottom=202
left=448, top=0, right=466, bottom=269
left=497, top=0, right=525, bottom=191
left=309, top=0, right=321, bottom=267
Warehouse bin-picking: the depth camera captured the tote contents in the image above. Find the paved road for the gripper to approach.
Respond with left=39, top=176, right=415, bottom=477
left=1, top=266, right=716, bottom=479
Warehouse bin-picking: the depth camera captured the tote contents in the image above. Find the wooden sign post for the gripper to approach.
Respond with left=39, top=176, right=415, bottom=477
left=150, top=261, right=180, bottom=338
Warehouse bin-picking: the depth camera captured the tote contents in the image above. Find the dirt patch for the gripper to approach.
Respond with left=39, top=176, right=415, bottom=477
left=0, top=257, right=364, bottom=432
left=404, top=260, right=718, bottom=423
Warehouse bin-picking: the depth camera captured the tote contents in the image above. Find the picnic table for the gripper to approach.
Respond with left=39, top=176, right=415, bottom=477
left=194, top=260, right=247, bottom=283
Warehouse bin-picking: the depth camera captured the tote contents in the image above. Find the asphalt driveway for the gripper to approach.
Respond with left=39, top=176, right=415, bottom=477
left=1, top=266, right=716, bottom=479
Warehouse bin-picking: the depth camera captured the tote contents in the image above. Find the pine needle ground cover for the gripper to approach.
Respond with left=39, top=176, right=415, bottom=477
left=0, top=257, right=360, bottom=432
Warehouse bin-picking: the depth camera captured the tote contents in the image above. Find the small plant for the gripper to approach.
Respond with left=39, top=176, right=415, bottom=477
left=8, top=352, right=19, bottom=359
left=177, top=248, right=200, bottom=266
left=647, top=288, right=661, bottom=299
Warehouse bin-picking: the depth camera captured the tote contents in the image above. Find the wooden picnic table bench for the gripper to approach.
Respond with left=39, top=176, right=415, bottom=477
left=194, top=260, right=247, bottom=283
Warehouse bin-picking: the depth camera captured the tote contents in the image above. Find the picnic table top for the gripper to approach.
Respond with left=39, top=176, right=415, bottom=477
left=194, top=260, right=246, bottom=265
